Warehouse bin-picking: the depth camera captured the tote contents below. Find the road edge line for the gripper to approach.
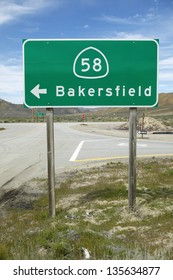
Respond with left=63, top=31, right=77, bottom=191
left=69, top=140, right=84, bottom=162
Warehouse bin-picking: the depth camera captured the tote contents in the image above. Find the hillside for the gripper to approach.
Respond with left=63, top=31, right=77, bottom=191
left=0, top=93, right=173, bottom=120
left=94, top=93, right=173, bottom=118
left=148, top=93, right=173, bottom=116
left=0, top=98, right=83, bottom=119
left=0, top=98, right=31, bottom=118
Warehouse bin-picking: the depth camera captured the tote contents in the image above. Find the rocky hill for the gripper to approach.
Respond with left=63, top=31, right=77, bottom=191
left=148, top=93, right=173, bottom=116
left=0, top=98, right=31, bottom=118
left=0, top=98, right=83, bottom=118
left=94, top=93, right=173, bottom=118
left=0, top=93, right=173, bottom=119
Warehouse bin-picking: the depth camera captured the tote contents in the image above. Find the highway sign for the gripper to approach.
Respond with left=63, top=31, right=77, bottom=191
left=23, top=39, right=158, bottom=108
left=34, top=111, right=46, bottom=117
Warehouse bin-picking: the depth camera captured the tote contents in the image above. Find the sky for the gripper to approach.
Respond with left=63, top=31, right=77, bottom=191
left=0, top=0, right=173, bottom=104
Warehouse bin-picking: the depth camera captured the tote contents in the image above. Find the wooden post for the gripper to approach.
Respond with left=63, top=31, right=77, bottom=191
left=46, top=108, right=56, bottom=217
left=141, top=112, right=145, bottom=138
left=32, top=109, right=35, bottom=122
left=128, top=108, right=137, bottom=211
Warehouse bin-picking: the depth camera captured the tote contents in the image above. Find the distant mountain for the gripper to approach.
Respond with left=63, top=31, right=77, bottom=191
left=0, top=98, right=31, bottom=118
left=0, top=98, right=84, bottom=118
left=94, top=93, right=173, bottom=117
left=148, top=92, right=173, bottom=116
left=0, top=93, right=173, bottom=119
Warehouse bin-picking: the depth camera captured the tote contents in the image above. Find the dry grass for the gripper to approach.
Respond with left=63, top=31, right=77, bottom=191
left=0, top=158, right=173, bottom=259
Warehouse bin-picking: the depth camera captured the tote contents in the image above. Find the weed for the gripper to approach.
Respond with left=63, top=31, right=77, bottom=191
left=0, top=158, right=173, bottom=259
left=0, top=244, right=11, bottom=260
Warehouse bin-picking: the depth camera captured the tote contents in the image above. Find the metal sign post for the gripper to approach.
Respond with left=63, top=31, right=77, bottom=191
left=128, top=108, right=137, bottom=211
left=23, top=38, right=158, bottom=215
left=46, top=108, right=56, bottom=217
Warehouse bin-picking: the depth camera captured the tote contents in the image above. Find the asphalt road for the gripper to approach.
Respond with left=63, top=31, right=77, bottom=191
left=0, top=122, right=173, bottom=191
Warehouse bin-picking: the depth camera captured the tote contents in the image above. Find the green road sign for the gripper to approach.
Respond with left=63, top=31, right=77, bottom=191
left=23, top=39, right=158, bottom=108
left=34, top=111, right=46, bottom=117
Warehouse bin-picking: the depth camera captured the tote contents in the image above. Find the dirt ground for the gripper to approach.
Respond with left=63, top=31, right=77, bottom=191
left=72, top=122, right=173, bottom=142
left=0, top=121, right=172, bottom=211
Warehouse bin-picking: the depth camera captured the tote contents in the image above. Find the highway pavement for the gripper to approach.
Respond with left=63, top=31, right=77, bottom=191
left=0, top=122, right=173, bottom=191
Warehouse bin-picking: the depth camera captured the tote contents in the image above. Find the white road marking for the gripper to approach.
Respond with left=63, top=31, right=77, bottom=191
left=69, top=138, right=115, bottom=162
left=137, top=143, right=148, bottom=147
left=118, top=143, right=128, bottom=146
left=70, top=139, right=148, bottom=162
left=81, top=138, right=117, bottom=143
left=69, top=140, right=84, bottom=162
left=118, top=142, right=147, bottom=147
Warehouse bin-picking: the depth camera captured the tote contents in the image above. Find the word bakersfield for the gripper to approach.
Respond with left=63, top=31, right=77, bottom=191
left=56, top=85, right=152, bottom=98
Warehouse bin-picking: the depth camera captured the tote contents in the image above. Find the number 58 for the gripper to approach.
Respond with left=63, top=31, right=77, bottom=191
left=81, top=58, right=102, bottom=72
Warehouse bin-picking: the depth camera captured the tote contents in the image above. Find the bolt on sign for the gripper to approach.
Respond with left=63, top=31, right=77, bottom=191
left=23, top=39, right=159, bottom=108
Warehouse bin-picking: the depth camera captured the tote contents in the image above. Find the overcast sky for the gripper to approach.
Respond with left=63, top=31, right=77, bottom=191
left=0, top=0, right=173, bottom=103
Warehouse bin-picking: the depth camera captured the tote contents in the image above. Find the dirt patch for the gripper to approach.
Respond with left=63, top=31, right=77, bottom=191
left=0, top=180, right=47, bottom=210
left=119, top=117, right=169, bottom=131
left=57, top=194, right=83, bottom=209
left=72, top=121, right=173, bottom=141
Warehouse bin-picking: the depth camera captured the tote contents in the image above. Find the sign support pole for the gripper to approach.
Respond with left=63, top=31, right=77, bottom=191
left=46, top=108, right=56, bottom=217
left=128, top=107, right=137, bottom=211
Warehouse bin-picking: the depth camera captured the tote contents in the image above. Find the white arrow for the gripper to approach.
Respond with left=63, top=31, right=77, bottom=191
left=31, top=84, right=47, bottom=99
